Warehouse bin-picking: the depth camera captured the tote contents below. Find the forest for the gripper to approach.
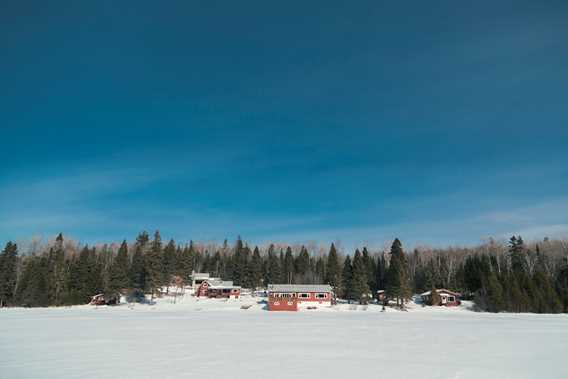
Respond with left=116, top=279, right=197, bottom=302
left=1, top=232, right=567, bottom=313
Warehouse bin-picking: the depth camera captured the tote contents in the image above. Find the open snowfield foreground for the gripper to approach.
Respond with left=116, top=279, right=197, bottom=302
left=1, top=296, right=568, bottom=379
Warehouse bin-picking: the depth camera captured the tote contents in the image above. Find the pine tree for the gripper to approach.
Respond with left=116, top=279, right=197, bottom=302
left=386, top=238, right=411, bottom=307
left=342, top=255, right=353, bottom=301
left=163, top=239, right=177, bottom=287
left=294, top=246, right=310, bottom=282
left=176, top=242, right=194, bottom=281
left=0, top=242, right=18, bottom=307
left=325, top=243, right=342, bottom=294
left=108, top=240, right=130, bottom=295
left=264, top=244, right=281, bottom=285
left=352, top=249, right=370, bottom=304
left=509, top=236, right=526, bottom=274
left=283, top=247, right=294, bottom=284
left=232, top=237, right=246, bottom=286
left=362, top=247, right=376, bottom=292
left=249, top=246, right=263, bottom=290
left=130, top=232, right=148, bottom=290
left=47, top=234, right=68, bottom=306
left=15, top=255, right=49, bottom=307
left=145, top=230, right=164, bottom=299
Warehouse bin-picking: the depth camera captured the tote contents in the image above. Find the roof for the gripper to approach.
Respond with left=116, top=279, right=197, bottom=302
left=191, top=272, right=210, bottom=279
left=268, top=284, right=333, bottom=293
left=206, top=279, right=241, bottom=289
left=420, top=289, right=461, bottom=297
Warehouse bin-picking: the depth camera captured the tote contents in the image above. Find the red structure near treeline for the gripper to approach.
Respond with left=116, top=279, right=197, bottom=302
left=267, top=284, right=334, bottom=311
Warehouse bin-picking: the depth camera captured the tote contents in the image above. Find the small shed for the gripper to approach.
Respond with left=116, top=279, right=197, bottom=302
left=196, top=278, right=241, bottom=299
left=421, top=289, right=461, bottom=306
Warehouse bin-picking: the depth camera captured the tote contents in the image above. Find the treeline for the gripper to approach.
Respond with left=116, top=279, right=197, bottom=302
left=1, top=232, right=568, bottom=313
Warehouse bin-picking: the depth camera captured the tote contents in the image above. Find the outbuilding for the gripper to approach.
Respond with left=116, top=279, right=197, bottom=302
left=195, top=278, right=241, bottom=299
left=421, top=289, right=461, bottom=306
left=267, top=284, right=333, bottom=311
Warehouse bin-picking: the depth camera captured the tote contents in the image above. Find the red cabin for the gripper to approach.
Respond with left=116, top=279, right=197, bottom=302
left=196, top=279, right=241, bottom=299
left=267, top=284, right=333, bottom=311
left=421, top=289, right=461, bottom=306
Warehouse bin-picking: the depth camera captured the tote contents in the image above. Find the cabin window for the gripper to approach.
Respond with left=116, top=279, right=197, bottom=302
left=448, top=296, right=455, bottom=302
left=273, top=293, right=295, bottom=298
left=298, top=293, right=310, bottom=299
left=315, top=293, right=327, bottom=299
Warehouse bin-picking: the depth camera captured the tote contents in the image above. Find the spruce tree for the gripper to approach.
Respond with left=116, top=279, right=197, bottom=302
left=325, top=243, right=342, bottom=294
left=108, top=240, right=130, bottom=295
left=163, top=239, right=177, bottom=287
left=145, top=230, right=164, bottom=299
left=386, top=238, right=411, bottom=307
left=0, top=242, right=18, bottom=307
left=176, top=242, right=194, bottom=281
left=15, top=255, right=49, bottom=307
left=264, top=244, right=281, bottom=285
left=362, top=247, right=376, bottom=292
left=294, top=246, right=310, bottom=282
left=249, top=246, right=263, bottom=290
left=342, top=255, right=353, bottom=301
left=352, top=249, right=370, bottom=304
left=283, top=247, right=294, bottom=284
left=130, top=232, right=148, bottom=291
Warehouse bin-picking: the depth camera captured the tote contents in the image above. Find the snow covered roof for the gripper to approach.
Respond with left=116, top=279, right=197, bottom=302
left=191, top=272, right=210, bottom=279
left=206, top=279, right=240, bottom=289
left=268, top=284, right=333, bottom=293
left=420, top=289, right=461, bottom=297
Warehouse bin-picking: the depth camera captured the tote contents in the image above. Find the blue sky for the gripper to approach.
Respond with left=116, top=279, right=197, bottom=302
left=2, top=1, right=568, bottom=249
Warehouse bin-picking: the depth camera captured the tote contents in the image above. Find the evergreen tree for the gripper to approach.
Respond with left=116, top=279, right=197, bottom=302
left=47, top=234, right=68, bottom=306
left=108, top=240, right=130, bottom=295
left=352, top=249, right=370, bottom=304
left=0, top=242, right=18, bottom=307
left=325, top=243, right=342, bottom=294
left=361, top=247, right=376, bottom=292
left=15, top=255, right=49, bottom=307
left=145, top=230, right=164, bottom=299
left=264, top=244, right=281, bottom=285
left=386, top=238, right=411, bottom=306
left=294, top=246, right=310, bottom=282
left=283, top=247, right=294, bottom=284
left=249, top=246, right=263, bottom=290
left=342, top=255, right=353, bottom=301
left=176, top=242, right=194, bottom=281
left=509, top=236, right=526, bottom=274
left=130, top=232, right=148, bottom=290
left=163, top=239, right=177, bottom=286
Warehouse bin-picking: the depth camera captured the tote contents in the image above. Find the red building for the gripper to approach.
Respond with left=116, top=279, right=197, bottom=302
left=421, top=289, right=461, bottom=306
left=267, top=284, right=333, bottom=311
left=195, top=279, right=241, bottom=299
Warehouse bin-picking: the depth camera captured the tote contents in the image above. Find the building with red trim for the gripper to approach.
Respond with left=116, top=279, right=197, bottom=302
left=195, top=278, right=241, bottom=299
left=267, top=284, right=333, bottom=311
left=420, top=289, right=461, bottom=306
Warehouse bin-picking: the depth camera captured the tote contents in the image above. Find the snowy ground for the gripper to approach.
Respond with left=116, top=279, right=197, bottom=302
left=2, top=293, right=568, bottom=379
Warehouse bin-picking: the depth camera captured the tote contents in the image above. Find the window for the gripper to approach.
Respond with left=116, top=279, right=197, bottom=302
left=298, top=293, right=310, bottom=299
left=315, top=293, right=328, bottom=299
left=273, top=293, right=295, bottom=298
left=448, top=296, right=455, bottom=302
left=195, top=280, right=204, bottom=285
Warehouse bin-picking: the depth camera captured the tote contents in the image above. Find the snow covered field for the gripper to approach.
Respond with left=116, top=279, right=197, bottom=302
left=1, top=295, right=568, bottom=379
